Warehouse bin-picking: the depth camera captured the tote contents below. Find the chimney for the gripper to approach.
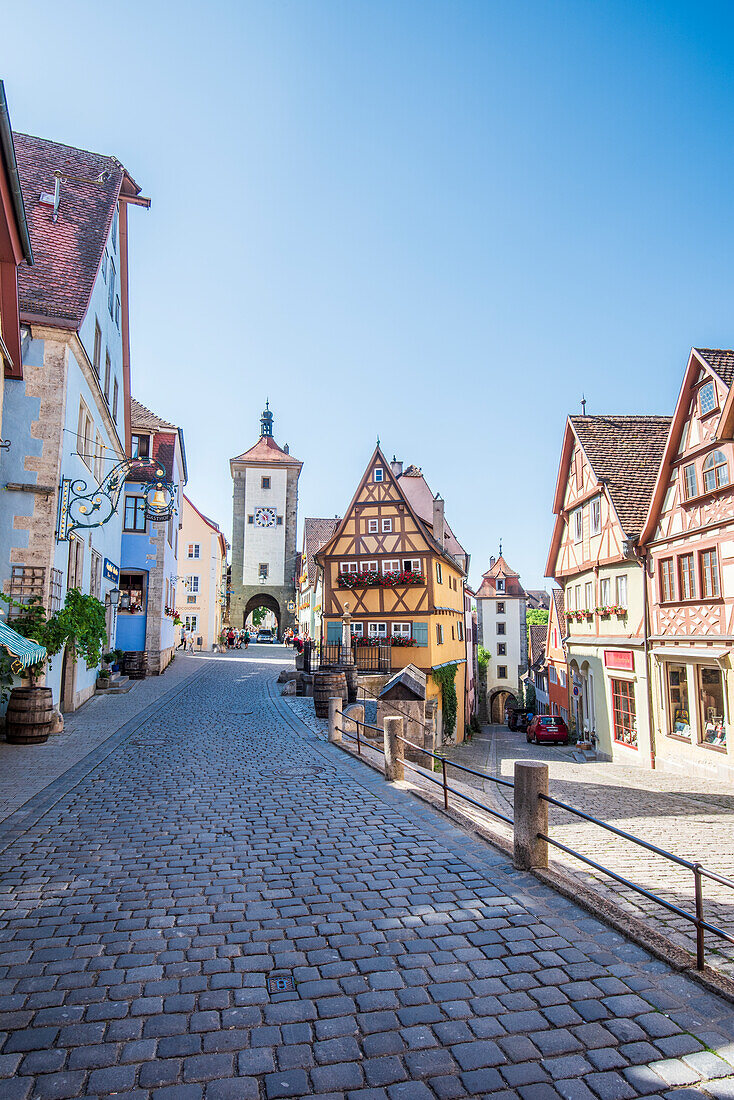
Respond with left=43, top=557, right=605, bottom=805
left=433, top=493, right=445, bottom=549
left=283, top=443, right=289, bottom=454
left=391, top=456, right=403, bottom=478
left=489, top=555, right=496, bottom=568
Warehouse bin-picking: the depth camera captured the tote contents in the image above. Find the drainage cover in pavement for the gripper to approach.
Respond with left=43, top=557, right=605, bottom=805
left=268, top=975, right=296, bottom=993
left=266, top=766, right=329, bottom=778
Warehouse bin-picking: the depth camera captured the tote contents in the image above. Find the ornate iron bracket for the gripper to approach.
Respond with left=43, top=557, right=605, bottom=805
left=0, top=440, right=10, bottom=452
left=57, top=457, right=177, bottom=541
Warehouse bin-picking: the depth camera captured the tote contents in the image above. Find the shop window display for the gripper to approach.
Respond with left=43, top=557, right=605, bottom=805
left=666, top=664, right=690, bottom=739
left=611, top=678, right=637, bottom=747
left=697, top=666, right=727, bottom=749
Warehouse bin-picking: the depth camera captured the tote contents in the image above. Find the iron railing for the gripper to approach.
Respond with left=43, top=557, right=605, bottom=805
left=334, top=709, right=734, bottom=971
left=304, top=641, right=391, bottom=674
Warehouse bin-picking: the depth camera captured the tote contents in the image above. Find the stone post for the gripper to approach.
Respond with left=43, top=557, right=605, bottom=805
left=328, top=698, right=342, bottom=744
left=343, top=703, right=364, bottom=741
left=384, top=716, right=404, bottom=781
left=341, top=602, right=355, bottom=667
left=425, top=699, right=439, bottom=755
left=513, top=761, right=549, bottom=870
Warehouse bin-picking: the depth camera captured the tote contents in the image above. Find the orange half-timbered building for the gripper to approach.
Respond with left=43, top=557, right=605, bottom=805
left=546, top=415, right=671, bottom=763
left=317, top=448, right=470, bottom=742
left=640, top=348, right=734, bottom=782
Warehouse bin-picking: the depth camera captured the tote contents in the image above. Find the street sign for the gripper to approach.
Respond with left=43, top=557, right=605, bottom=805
left=103, top=559, right=119, bottom=583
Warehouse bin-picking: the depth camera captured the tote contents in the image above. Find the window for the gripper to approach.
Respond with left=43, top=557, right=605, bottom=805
left=48, top=568, right=63, bottom=614
left=666, top=664, right=690, bottom=739
left=104, top=353, right=111, bottom=402
left=497, top=642, right=506, bottom=655
left=590, top=498, right=601, bottom=535
left=701, top=548, right=720, bottom=598
left=351, top=622, right=364, bottom=637
left=560, top=669, right=567, bottom=688
left=368, top=519, right=378, bottom=533
left=340, top=562, right=358, bottom=573
left=600, top=578, right=611, bottom=606
left=683, top=463, right=697, bottom=500
left=188, top=544, right=200, bottom=559
left=277, top=516, right=283, bottom=525
left=115, top=296, right=120, bottom=328
left=549, top=666, right=558, bottom=684
left=124, top=496, right=146, bottom=532
left=383, top=560, right=400, bottom=574
left=185, top=615, right=198, bottom=633
left=108, top=258, right=116, bottom=316
left=7, top=566, right=44, bottom=620
left=699, top=381, right=716, bottom=415
left=93, top=321, right=102, bottom=377
left=679, top=553, right=695, bottom=600
left=436, top=563, right=443, bottom=584
left=369, top=622, right=387, bottom=638
left=186, top=575, right=200, bottom=594
left=248, top=515, right=254, bottom=524
left=67, top=536, right=84, bottom=591
left=616, top=574, right=628, bottom=609
left=112, top=379, right=119, bottom=423
left=496, top=578, right=505, bottom=593
left=258, top=563, right=269, bottom=581
left=697, top=666, right=727, bottom=748
left=359, top=560, right=378, bottom=573
left=374, top=467, right=383, bottom=482
left=497, top=665, right=507, bottom=679
left=402, top=558, right=421, bottom=573
left=436, top=624, right=444, bottom=644
left=573, top=509, right=583, bottom=543
left=497, top=601, right=505, bottom=614
left=261, top=476, right=271, bottom=489
left=382, top=518, right=392, bottom=532
left=660, top=558, right=675, bottom=602
left=90, top=551, right=102, bottom=600
left=703, top=450, right=729, bottom=492
left=585, top=582, right=593, bottom=610
left=131, top=434, right=150, bottom=459
left=101, top=252, right=108, bottom=281
left=497, top=622, right=506, bottom=635
left=120, top=572, right=145, bottom=613
left=112, top=206, right=119, bottom=249
left=392, top=623, right=411, bottom=638
left=611, top=679, right=637, bottom=747
left=94, top=433, right=104, bottom=485
left=77, top=400, right=94, bottom=470
left=457, top=621, right=464, bottom=641
left=575, top=584, right=581, bottom=610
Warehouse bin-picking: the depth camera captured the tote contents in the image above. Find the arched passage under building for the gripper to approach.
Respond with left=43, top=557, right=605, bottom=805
left=490, top=688, right=517, bottom=725
left=243, top=593, right=282, bottom=637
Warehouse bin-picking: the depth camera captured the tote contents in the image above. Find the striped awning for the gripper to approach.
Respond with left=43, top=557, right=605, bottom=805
left=0, top=620, right=47, bottom=671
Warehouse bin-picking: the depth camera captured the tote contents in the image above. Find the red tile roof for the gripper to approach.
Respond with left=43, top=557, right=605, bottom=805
left=570, top=415, right=672, bottom=538
left=14, top=133, right=139, bottom=326
left=476, top=555, right=526, bottom=599
left=528, top=624, right=547, bottom=669
left=131, top=397, right=177, bottom=431
left=695, top=348, right=734, bottom=388
left=231, top=435, right=303, bottom=468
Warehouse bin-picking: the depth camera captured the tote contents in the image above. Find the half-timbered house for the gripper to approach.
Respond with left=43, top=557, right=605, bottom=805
left=317, top=449, right=469, bottom=742
left=640, top=348, right=734, bottom=782
left=545, top=587, right=569, bottom=722
left=546, top=415, right=671, bottom=762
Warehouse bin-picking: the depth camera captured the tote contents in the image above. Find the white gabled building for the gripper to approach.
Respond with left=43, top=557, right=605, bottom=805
left=476, top=555, right=528, bottom=723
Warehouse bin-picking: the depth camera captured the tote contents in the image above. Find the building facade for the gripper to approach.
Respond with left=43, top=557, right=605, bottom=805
left=545, top=587, right=569, bottom=721
left=528, top=623, right=548, bottom=714
left=546, top=415, right=671, bottom=762
left=476, top=555, right=527, bottom=723
left=297, top=517, right=340, bottom=641
left=118, top=399, right=187, bottom=674
left=318, top=449, right=470, bottom=742
left=229, top=405, right=301, bottom=637
left=1, top=133, right=147, bottom=710
left=640, top=348, right=734, bottom=782
left=176, top=495, right=227, bottom=651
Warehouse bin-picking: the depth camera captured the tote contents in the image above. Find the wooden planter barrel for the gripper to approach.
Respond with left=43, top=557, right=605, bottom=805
left=313, top=670, right=347, bottom=718
left=6, top=687, right=54, bottom=745
left=124, top=651, right=148, bottom=680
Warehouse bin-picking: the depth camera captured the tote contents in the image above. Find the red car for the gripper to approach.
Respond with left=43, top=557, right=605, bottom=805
left=526, top=714, right=570, bottom=745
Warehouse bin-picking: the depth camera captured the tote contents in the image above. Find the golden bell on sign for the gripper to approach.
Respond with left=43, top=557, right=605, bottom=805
left=148, top=485, right=169, bottom=511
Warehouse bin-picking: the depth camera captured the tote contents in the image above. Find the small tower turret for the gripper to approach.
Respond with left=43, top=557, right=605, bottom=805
left=260, top=401, right=274, bottom=438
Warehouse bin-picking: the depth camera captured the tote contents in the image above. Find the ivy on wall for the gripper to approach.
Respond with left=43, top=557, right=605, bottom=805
left=433, top=664, right=458, bottom=740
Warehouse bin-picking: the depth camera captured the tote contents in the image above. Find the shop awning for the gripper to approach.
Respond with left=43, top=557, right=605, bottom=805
left=0, top=621, right=47, bottom=670
left=651, top=645, right=730, bottom=664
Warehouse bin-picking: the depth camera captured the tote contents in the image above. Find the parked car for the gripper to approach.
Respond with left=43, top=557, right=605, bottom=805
left=526, top=714, right=570, bottom=745
left=256, top=629, right=274, bottom=643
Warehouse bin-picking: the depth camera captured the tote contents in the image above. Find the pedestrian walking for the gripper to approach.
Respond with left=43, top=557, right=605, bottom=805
left=178, top=627, right=187, bottom=651
left=227, top=628, right=235, bottom=648
left=243, top=629, right=250, bottom=649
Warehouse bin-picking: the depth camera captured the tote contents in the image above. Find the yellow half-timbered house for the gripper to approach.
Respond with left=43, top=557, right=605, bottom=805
left=317, top=448, right=470, bottom=742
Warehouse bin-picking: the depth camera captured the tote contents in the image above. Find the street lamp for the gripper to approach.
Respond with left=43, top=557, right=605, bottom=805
left=108, top=587, right=120, bottom=608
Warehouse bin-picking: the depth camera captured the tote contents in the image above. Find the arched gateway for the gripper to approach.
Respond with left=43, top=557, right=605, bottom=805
left=229, top=405, right=302, bottom=638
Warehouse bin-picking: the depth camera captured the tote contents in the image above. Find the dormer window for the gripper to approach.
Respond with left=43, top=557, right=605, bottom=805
left=374, top=467, right=383, bottom=482
left=703, top=450, right=729, bottom=492
left=496, top=578, right=505, bottom=593
left=699, top=381, right=716, bottom=416
left=131, top=433, right=150, bottom=459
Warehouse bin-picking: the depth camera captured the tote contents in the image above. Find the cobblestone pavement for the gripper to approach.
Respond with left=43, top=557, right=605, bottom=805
left=1, top=651, right=734, bottom=1100
left=442, top=725, right=734, bottom=976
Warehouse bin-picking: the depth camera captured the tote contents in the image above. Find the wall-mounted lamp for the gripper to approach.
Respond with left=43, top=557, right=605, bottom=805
left=108, top=587, right=120, bottom=608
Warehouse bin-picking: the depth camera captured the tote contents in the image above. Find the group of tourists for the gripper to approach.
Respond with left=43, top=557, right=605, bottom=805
left=225, top=628, right=250, bottom=649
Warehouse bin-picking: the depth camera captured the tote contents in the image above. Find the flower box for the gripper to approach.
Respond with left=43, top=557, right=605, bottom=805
left=353, top=636, right=416, bottom=647
left=338, top=571, right=424, bottom=590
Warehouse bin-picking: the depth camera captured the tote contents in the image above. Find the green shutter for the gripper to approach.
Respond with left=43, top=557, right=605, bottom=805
left=326, top=621, right=341, bottom=643
left=414, top=622, right=428, bottom=647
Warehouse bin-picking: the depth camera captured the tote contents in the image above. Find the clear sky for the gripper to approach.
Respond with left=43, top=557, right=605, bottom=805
left=3, top=1, right=734, bottom=590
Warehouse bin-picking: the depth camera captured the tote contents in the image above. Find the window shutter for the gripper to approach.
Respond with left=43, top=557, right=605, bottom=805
left=414, top=622, right=428, bottom=647
left=326, top=621, right=341, bottom=643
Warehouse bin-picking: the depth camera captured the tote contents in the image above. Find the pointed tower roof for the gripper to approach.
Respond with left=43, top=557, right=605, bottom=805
left=230, top=404, right=302, bottom=471
left=476, top=555, right=525, bottom=598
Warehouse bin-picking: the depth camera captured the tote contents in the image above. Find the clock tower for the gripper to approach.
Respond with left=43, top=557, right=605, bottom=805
left=229, top=404, right=303, bottom=634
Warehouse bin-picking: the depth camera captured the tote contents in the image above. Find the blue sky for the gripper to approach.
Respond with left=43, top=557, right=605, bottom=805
left=3, top=0, right=734, bottom=590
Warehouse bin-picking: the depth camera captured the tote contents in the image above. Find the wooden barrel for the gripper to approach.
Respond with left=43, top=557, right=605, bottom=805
left=124, top=651, right=148, bottom=679
left=313, top=670, right=347, bottom=718
left=6, top=687, right=53, bottom=745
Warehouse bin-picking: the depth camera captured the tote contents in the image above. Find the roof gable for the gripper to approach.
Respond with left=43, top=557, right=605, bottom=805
left=302, top=517, right=341, bottom=587
left=230, top=433, right=302, bottom=469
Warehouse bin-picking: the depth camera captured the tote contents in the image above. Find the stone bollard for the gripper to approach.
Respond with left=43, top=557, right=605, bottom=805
left=328, top=697, right=342, bottom=744
left=384, top=716, right=404, bottom=781
left=513, top=761, right=549, bottom=870
left=344, top=703, right=364, bottom=741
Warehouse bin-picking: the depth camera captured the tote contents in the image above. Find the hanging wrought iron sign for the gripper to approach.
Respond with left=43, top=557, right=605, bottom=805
left=58, top=457, right=177, bottom=541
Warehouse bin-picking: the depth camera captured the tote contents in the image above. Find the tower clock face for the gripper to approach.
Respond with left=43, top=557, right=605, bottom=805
left=255, top=507, right=277, bottom=528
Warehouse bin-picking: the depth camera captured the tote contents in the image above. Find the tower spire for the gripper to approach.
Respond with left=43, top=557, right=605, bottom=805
left=260, top=401, right=274, bottom=438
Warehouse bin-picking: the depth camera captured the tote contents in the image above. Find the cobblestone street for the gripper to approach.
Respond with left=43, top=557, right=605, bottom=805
left=1, top=650, right=734, bottom=1100
left=442, top=726, right=734, bottom=976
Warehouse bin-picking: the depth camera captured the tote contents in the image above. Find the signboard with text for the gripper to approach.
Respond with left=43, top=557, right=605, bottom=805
left=103, top=559, right=120, bottom=583
left=604, top=649, right=634, bottom=672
